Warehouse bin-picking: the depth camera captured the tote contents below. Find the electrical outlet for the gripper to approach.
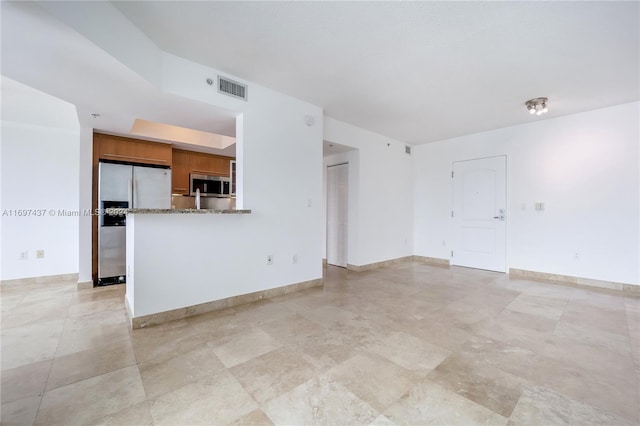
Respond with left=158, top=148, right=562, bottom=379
left=36, top=250, right=45, bottom=259
left=293, top=254, right=298, bottom=264
left=20, top=251, right=28, bottom=260
left=267, top=255, right=273, bottom=265
left=574, top=252, right=580, bottom=261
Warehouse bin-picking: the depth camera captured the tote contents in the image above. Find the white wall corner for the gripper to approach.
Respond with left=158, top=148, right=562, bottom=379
left=78, top=126, right=93, bottom=284
left=35, top=0, right=163, bottom=87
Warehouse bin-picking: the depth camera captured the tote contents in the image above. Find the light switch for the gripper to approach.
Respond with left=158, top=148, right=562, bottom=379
left=535, top=202, right=545, bottom=211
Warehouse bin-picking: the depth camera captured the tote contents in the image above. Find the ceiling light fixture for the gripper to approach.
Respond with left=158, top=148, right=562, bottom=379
left=526, top=97, right=549, bottom=116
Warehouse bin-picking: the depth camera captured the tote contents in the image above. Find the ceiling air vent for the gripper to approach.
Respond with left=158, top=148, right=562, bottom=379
left=405, top=145, right=411, bottom=155
left=217, top=75, right=248, bottom=101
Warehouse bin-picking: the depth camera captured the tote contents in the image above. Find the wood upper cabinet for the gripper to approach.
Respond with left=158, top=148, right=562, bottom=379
left=171, top=150, right=190, bottom=194
left=95, top=132, right=233, bottom=194
left=171, top=149, right=234, bottom=194
left=189, top=152, right=231, bottom=177
left=95, top=133, right=172, bottom=167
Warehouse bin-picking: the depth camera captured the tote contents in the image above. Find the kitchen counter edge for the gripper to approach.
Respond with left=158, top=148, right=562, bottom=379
left=126, top=208, right=252, bottom=214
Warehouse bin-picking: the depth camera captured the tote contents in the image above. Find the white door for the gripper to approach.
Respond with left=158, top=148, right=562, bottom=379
left=452, top=156, right=506, bottom=272
left=327, top=163, right=348, bottom=267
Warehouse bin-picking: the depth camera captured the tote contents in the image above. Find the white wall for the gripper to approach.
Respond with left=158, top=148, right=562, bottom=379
left=324, top=118, right=414, bottom=267
left=1, top=77, right=80, bottom=280
left=77, top=127, right=93, bottom=285
left=128, top=213, right=319, bottom=317
left=414, top=102, right=640, bottom=285
left=126, top=54, right=323, bottom=317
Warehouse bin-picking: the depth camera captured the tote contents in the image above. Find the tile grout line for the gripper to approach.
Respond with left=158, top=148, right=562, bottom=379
left=5, top=265, right=637, bottom=424
left=622, top=301, right=638, bottom=368
left=32, top=294, right=71, bottom=426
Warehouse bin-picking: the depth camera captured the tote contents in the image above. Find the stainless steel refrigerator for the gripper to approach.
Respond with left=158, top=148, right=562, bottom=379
left=98, top=162, right=171, bottom=285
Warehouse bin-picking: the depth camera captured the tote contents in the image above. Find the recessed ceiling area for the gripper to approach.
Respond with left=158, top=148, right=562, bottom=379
left=130, top=118, right=236, bottom=151
left=113, top=1, right=639, bottom=144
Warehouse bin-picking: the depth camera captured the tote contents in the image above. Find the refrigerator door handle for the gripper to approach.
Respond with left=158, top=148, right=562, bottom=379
left=128, top=178, right=133, bottom=208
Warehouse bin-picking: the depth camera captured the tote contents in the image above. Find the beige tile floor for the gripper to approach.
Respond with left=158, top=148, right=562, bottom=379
left=1, top=262, right=639, bottom=425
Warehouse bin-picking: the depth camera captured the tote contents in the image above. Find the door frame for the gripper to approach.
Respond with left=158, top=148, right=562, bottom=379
left=451, top=155, right=508, bottom=273
left=326, top=162, right=349, bottom=268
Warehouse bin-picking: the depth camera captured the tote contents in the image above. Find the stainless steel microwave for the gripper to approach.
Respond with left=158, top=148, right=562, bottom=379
left=190, top=174, right=230, bottom=197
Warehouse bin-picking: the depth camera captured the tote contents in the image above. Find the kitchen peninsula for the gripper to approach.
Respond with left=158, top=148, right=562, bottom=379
left=123, top=209, right=322, bottom=329
left=126, top=208, right=251, bottom=214
left=92, top=132, right=237, bottom=286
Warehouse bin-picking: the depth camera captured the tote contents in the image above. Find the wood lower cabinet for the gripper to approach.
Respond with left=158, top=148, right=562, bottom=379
left=171, top=150, right=190, bottom=194
left=95, top=133, right=172, bottom=166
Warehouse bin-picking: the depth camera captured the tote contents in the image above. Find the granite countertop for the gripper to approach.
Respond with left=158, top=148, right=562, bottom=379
left=126, top=208, right=251, bottom=214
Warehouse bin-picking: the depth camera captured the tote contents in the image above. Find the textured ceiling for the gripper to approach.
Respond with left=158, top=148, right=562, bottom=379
left=113, top=1, right=639, bottom=144
left=2, top=1, right=638, bottom=146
